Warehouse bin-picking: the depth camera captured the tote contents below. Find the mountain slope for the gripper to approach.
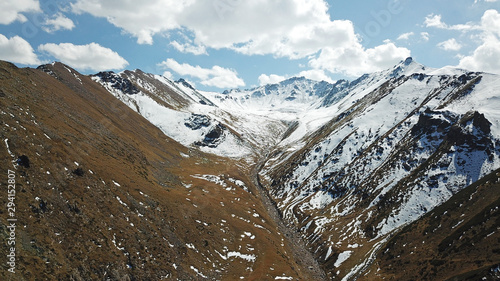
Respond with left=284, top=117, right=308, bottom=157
left=89, top=69, right=254, bottom=159
left=85, top=57, right=500, bottom=280
left=0, top=61, right=323, bottom=280
left=258, top=59, right=500, bottom=279
left=363, top=168, right=500, bottom=280
left=2, top=57, right=500, bottom=281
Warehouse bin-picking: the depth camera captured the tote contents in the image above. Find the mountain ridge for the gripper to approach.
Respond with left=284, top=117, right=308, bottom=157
left=257, top=60, right=500, bottom=279
left=0, top=60, right=324, bottom=280
left=89, top=57, right=500, bottom=279
left=2, top=58, right=499, bottom=280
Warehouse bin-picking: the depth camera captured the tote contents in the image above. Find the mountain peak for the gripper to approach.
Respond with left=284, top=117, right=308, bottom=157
left=37, top=61, right=76, bottom=73
left=403, top=57, right=413, bottom=66
left=176, top=78, right=195, bottom=90
left=388, top=57, right=426, bottom=77
left=282, top=76, right=307, bottom=83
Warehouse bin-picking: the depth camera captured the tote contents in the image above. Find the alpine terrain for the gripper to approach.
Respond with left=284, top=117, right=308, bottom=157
left=1, top=57, right=500, bottom=280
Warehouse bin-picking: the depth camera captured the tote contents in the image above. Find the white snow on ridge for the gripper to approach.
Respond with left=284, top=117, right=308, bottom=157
left=258, top=61, right=500, bottom=279
left=93, top=73, right=252, bottom=158
left=93, top=58, right=444, bottom=160
left=199, top=78, right=348, bottom=149
left=446, top=73, right=500, bottom=138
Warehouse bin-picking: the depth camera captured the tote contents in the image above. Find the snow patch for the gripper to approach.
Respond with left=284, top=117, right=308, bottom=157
left=334, top=250, right=352, bottom=267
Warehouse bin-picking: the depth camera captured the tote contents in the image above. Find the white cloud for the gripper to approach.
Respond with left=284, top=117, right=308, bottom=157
left=0, top=34, right=40, bottom=65
left=481, top=9, right=500, bottom=38
left=72, top=0, right=410, bottom=77
left=38, top=42, right=128, bottom=71
left=424, top=14, right=447, bottom=29
left=423, top=9, right=500, bottom=74
left=420, top=32, right=430, bottom=42
left=71, top=0, right=353, bottom=58
left=159, top=58, right=245, bottom=88
left=71, top=0, right=189, bottom=45
left=426, top=9, right=500, bottom=74
left=437, top=38, right=462, bottom=51
left=0, top=0, right=40, bottom=25
left=297, top=69, right=335, bottom=83
left=424, top=9, right=500, bottom=36
left=42, top=13, right=75, bottom=33
left=397, top=32, right=414, bottom=41
left=458, top=35, right=500, bottom=74
left=424, top=13, right=480, bottom=31
left=258, top=74, right=287, bottom=86
left=162, top=71, right=173, bottom=80
left=170, top=41, right=207, bottom=55
left=310, top=41, right=411, bottom=77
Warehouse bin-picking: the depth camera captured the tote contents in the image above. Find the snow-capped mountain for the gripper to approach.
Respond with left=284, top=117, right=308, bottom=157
left=4, top=58, right=499, bottom=280
left=87, top=57, right=500, bottom=279
left=90, top=69, right=254, bottom=158
left=259, top=58, right=500, bottom=279
left=210, top=76, right=349, bottom=112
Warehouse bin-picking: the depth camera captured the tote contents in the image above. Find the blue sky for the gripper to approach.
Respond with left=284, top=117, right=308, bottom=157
left=1, top=0, right=499, bottom=91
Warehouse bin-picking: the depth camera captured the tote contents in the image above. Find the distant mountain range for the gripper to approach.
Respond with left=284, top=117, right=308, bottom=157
left=1, top=58, right=499, bottom=280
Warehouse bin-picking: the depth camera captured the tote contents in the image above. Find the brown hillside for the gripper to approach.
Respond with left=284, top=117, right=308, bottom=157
left=0, top=61, right=318, bottom=280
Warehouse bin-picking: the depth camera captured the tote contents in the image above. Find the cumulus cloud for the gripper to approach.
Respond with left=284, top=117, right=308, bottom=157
left=258, top=74, right=287, bottom=86
left=42, top=13, right=75, bottom=33
left=162, top=71, right=173, bottom=80
left=38, top=42, right=128, bottom=71
left=424, top=13, right=480, bottom=31
left=159, top=58, right=245, bottom=88
left=71, top=0, right=188, bottom=45
left=458, top=35, right=500, bottom=74
left=297, top=69, right=335, bottom=83
left=437, top=38, right=462, bottom=51
left=474, top=0, right=498, bottom=3
left=424, top=14, right=447, bottom=29
left=0, top=34, right=40, bottom=65
left=426, top=9, right=500, bottom=74
left=72, top=0, right=410, bottom=77
left=0, top=0, right=40, bottom=25
left=170, top=41, right=207, bottom=55
left=481, top=9, right=500, bottom=38
left=420, top=32, right=430, bottom=42
left=71, top=0, right=352, bottom=57
left=310, top=41, right=411, bottom=77
left=397, top=32, right=414, bottom=41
